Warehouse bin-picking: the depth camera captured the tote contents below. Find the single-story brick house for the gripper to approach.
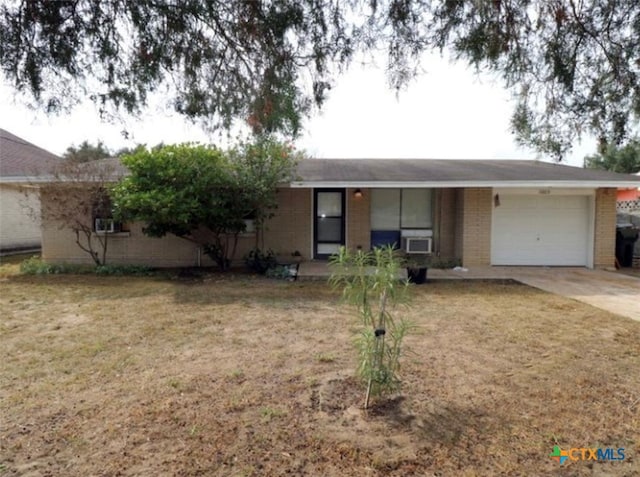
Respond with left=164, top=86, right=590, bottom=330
left=0, top=128, right=62, bottom=253
left=40, top=158, right=640, bottom=269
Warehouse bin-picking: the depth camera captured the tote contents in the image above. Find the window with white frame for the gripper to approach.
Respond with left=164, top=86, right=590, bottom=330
left=370, top=188, right=433, bottom=229
left=371, top=189, right=401, bottom=229
left=92, top=189, right=124, bottom=234
left=401, top=189, right=432, bottom=228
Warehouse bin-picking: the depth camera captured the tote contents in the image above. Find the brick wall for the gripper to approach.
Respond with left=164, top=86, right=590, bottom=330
left=0, top=185, right=41, bottom=251
left=40, top=184, right=244, bottom=266
left=346, top=188, right=371, bottom=251
left=460, top=188, right=492, bottom=266
left=41, top=186, right=312, bottom=266
left=262, top=188, right=312, bottom=259
left=594, top=188, right=617, bottom=268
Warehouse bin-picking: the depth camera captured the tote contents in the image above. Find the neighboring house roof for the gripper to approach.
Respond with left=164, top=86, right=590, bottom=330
left=0, top=128, right=63, bottom=182
left=68, top=157, right=128, bottom=182
left=84, top=157, right=129, bottom=176
left=292, top=159, right=640, bottom=188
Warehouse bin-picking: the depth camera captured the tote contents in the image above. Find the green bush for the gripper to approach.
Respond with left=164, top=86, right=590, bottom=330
left=244, top=248, right=278, bottom=274
left=20, top=257, right=80, bottom=275
left=265, top=265, right=293, bottom=280
left=20, top=257, right=153, bottom=276
left=94, top=264, right=154, bottom=276
left=427, top=257, right=462, bottom=269
left=403, top=255, right=462, bottom=270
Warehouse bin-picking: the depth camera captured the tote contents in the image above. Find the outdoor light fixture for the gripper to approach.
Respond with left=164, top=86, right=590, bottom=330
left=494, top=193, right=500, bottom=207
left=354, top=188, right=363, bottom=198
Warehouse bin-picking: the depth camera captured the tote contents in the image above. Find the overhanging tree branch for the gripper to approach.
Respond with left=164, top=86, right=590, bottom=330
left=2, top=0, right=640, bottom=156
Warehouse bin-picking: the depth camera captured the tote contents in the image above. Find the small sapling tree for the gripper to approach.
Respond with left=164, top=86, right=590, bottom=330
left=35, top=159, right=123, bottom=265
left=329, top=246, right=411, bottom=409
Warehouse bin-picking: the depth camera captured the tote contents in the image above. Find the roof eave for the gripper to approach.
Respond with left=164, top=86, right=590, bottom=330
left=290, top=180, right=640, bottom=188
left=0, top=175, right=58, bottom=184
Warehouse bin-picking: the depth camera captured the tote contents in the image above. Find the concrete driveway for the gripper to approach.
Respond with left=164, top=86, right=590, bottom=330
left=430, top=267, right=640, bottom=322
left=509, top=268, right=640, bottom=322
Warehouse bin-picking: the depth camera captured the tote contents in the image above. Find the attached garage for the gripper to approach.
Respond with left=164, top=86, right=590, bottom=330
left=491, top=190, right=594, bottom=267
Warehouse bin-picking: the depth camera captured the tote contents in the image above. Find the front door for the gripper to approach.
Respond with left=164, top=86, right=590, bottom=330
left=314, top=189, right=345, bottom=259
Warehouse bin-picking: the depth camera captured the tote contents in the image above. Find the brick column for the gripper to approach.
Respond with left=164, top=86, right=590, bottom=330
left=461, top=188, right=492, bottom=266
left=594, top=188, right=616, bottom=268
left=346, top=188, right=371, bottom=251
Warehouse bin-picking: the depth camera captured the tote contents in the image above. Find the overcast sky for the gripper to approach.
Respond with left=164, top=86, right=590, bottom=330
left=0, top=52, right=596, bottom=167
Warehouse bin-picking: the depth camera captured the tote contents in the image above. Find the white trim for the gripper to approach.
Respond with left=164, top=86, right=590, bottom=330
left=312, top=188, right=347, bottom=259
left=0, top=175, right=57, bottom=184
left=6, top=177, right=640, bottom=189
left=493, top=187, right=596, bottom=196
left=95, top=217, right=116, bottom=233
left=587, top=195, right=595, bottom=269
left=291, top=180, right=640, bottom=189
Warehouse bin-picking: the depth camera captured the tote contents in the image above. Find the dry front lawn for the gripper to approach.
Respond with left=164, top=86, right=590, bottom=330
left=1, top=270, right=639, bottom=476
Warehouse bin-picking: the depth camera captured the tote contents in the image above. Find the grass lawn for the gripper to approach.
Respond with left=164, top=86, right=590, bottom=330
left=1, top=267, right=639, bottom=476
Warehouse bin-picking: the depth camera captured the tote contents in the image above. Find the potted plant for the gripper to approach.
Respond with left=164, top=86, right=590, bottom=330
left=404, top=254, right=429, bottom=284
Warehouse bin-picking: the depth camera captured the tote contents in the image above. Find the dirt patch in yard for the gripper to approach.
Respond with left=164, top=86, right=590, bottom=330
left=1, top=273, right=639, bottom=476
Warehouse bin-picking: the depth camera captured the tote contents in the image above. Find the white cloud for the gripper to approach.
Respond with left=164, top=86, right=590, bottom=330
left=299, top=54, right=596, bottom=166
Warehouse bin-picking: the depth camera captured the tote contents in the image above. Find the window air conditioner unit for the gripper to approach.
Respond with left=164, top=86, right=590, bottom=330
left=243, top=219, right=256, bottom=233
left=404, top=237, right=432, bottom=254
left=95, top=218, right=115, bottom=233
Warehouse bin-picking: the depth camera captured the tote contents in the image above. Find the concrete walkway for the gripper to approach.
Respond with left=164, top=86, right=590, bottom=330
left=298, top=262, right=640, bottom=322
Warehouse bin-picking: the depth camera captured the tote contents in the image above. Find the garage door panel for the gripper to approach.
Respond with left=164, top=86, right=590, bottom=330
left=491, top=195, right=590, bottom=266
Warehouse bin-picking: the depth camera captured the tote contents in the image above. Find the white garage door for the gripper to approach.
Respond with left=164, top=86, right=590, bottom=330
left=491, top=194, right=591, bottom=266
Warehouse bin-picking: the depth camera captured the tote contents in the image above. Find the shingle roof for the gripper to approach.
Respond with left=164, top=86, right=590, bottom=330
left=9, top=150, right=640, bottom=187
left=0, top=128, right=62, bottom=179
left=293, top=159, right=640, bottom=187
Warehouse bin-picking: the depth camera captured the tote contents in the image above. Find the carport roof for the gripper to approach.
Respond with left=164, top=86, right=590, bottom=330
left=292, top=159, right=640, bottom=188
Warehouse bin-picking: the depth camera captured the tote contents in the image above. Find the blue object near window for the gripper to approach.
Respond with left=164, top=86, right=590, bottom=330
left=370, top=230, right=401, bottom=249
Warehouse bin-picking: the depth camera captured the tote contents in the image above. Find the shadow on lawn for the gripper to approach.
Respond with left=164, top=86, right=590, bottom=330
left=413, top=405, right=498, bottom=446
left=2, top=269, right=340, bottom=308
left=370, top=396, right=502, bottom=447
left=170, top=277, right=338, bottom=307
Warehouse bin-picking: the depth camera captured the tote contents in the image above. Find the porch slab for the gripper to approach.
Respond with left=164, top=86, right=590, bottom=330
left=297, top=260, right=409, bottom=280
left=297, top=262, right=526, bottom=280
